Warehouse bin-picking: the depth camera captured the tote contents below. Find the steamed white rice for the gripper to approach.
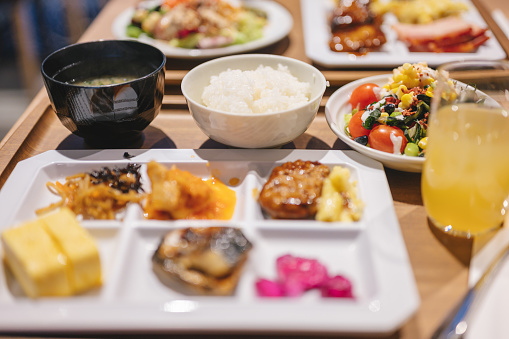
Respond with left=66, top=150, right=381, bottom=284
left=201, top=64, right=311, bottom=114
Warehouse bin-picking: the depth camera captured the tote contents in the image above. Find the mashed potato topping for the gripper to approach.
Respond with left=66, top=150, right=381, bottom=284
left=371, top=0, right=468, bottom=24
left=202, top=64, right=311, bottom=114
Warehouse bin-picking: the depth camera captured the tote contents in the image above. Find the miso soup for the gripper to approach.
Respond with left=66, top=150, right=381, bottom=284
left=70, top=75, right=137, bottom=86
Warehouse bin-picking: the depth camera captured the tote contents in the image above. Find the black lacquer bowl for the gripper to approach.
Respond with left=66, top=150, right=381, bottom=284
left=41, top=40, right=165, bottom=146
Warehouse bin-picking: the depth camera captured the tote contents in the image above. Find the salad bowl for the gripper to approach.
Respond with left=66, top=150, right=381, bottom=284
left=325, top=75, right=425, bottom=172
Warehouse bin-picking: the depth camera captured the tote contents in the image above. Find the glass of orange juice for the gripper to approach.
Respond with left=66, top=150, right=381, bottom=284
left=422, top=60, right=509, bottom=238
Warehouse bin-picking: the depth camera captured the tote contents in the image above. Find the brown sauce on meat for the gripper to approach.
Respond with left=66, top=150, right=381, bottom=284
left=330, top=25, right=386, bottom=54
left=329, top=0, right=386, bottom=54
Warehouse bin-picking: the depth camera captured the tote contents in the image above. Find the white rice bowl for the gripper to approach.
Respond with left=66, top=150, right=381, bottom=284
left=181, top=54, right=327, bottom=148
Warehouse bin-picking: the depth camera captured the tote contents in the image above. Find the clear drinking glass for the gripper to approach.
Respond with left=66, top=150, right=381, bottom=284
left=421, top=60, right=509, bottom=238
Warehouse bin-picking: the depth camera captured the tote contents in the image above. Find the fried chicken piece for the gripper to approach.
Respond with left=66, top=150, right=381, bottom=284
left=146, top=161, right=214, bottom=219
left=259, top=160, right=330, bottom=219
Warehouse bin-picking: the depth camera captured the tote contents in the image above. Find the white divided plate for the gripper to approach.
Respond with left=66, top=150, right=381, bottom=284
left=301, top=0, right=507, bottom=68
left=325, top=74, right=425, bottom=172
left=0, top=149, right=419, bottom=335
left=111, top=0, right=293, bottom=59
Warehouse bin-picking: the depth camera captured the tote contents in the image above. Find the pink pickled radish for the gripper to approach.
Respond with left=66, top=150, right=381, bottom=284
left=276, top=254, right=329, bottom=291
left=255, top=278, right=285, bottom=297
left=321, top=275, right=354, bottom=298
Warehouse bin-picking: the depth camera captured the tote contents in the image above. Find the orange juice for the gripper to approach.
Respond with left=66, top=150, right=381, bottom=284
left=422, top=103, right=509, bottom=236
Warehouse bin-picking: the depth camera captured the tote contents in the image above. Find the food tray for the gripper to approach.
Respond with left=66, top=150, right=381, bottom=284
left=301, top=0, right=507, bottom=68
left=0, top=149, right=419, bottom=335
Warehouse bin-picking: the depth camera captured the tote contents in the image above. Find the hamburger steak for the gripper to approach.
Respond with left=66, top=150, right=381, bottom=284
left=259, top=160, right=330, bottom=219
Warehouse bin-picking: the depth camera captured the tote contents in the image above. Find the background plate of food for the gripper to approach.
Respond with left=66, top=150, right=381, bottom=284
left=301, top=0, right=506, bottom=68
left=112, top=0, right=293, bottom=58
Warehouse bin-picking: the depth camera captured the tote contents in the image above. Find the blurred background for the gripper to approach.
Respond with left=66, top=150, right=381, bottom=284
left=0, top=0, right=108, bottom=139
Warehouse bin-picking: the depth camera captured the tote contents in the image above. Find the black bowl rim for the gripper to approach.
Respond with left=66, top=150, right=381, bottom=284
left=41, top=39, right=166, bottom=88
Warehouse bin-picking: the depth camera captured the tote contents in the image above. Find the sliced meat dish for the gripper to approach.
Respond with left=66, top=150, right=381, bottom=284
left=392, top=16, right=489, bottom=53
left=433, top=33, right=490, bottom=53
left=330, top=24, right=387, bottom=53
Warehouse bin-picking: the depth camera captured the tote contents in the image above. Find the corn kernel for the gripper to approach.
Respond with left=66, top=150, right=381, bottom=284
left=425, top=87, right=433, bottom=97
left=406, top=78, right=419, bottom=89
left=442, top=90, right=457, bottom=101
left=379, top=112, right=389, bottom=124
left=418, top=137, right=428, bottom=150
left=422, top=77, right=434, bottom=86
left=394, top=74, right=404, bottom=82
left=396, top=85, right=408, bottom=99
left=399, top=93, right=414, bottom=109
left=390, top=81, right=402, bottom=90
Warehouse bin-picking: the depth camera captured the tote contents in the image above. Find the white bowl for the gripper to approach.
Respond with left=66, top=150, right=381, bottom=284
left=325, top=74, right=425, bottom=173
left=181, top=54, right=327, bottom=148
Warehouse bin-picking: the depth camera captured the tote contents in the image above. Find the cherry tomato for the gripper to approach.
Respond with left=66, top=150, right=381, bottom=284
left=368, top=125, right=408, bottom=154
left=349, top=83, right=380, bottom=110
left=348, top=110, right=371, bottom=139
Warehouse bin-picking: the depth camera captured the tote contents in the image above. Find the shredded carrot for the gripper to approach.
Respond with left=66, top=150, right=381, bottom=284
left=36, top=172, right=145, bottom=220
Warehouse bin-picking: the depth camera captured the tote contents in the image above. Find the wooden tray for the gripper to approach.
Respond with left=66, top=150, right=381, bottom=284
left=0, top=1, right=507, bottom=337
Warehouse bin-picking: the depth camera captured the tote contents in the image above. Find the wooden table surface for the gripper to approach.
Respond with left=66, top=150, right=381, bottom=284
left=1, top=0, right=508, bottom=338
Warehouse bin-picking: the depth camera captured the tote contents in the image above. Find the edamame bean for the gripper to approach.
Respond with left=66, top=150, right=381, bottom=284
left=404, top=143, right=419, bottom=156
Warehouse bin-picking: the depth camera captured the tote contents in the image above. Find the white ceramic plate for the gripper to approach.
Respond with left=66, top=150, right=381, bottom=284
left=301, top=0, right=507, bottom=68
left=325, top=74, right=425, bottom=172
left=0, top=149, right=419, bottom=335
left=111, top=0, right=293, bottom=59
left=463, top=220, right=509, bottom=339
left=466, top=255, right=509, bottom=339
